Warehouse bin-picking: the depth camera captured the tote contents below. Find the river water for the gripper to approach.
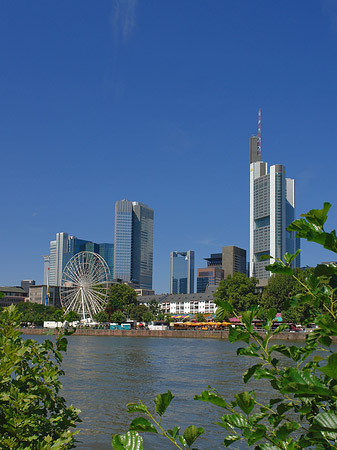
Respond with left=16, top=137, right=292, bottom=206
left=31, top=335, right=278, bottom=450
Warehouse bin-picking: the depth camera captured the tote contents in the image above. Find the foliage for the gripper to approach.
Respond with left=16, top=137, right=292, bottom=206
left=214, top=273, right=260, bottom=320
left=93, top=310, right=109, bottom=323
left=16, top=302, right=64, bottom=325
left=129, top=304, right=149, bottom=322
left=64, top=310, right=80, bottom=323
left=113, top=203, right=337, bottom=449
left=112, top=392, right=204, bottom=450
left=260, top=268, right=316, bottom=323
left=195, top=313, right=206, bottom=322
left=110, top=311, right=127, bottom=324
left=106, top=284, right=138, bottom=317
left=142, top=310, right=155, bottom=324
left=0, top=305, right=81, bottom=449
left=147, top=299, right=161, bottom=318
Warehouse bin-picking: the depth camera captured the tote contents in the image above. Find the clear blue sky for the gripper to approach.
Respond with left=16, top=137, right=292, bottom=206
left=1, top=0, right=337, bottom=293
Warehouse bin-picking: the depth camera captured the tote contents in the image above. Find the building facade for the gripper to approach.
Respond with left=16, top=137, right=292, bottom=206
left=197, top=267, right=224, bottom=293
left=45, top=232, right=113, bottom=286
left=249, top=112, right=300, bottom=280
left=113, top=200, right=154, bottom=290
left=222, top=246, right=247, bottom=278
left=170, top=250, right=195, bottom=294
left=138, top=285, right=217, bottom=317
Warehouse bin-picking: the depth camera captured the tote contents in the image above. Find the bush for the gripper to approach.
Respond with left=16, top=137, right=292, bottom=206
left=0, top=305, right=81, bottom=449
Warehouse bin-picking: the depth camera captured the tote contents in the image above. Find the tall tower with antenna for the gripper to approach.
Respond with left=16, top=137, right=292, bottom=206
left=249, top=110, right=300, bottom=280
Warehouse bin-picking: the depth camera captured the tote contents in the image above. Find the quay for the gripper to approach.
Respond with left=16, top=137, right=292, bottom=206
left=20, top=327, right=315, bottom=341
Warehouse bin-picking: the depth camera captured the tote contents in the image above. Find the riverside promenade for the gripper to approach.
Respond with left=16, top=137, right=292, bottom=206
left=21, top=327, right=315, bottom=341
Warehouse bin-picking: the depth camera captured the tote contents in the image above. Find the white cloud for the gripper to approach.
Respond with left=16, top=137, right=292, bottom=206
left=111, top=0, right=138, bottom=42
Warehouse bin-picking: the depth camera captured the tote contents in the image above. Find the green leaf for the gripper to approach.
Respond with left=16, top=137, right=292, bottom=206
left=301, top=202, right=331, bottom=228
left=265, top=262, right=293, bottom=275
left=182, top=425, right=204, bottom=447
left=126, top=403, right=148, bottom=414
left=112, top=431, right=143, bottom=450
left=275, top=421, right=300, bottom=439
left=220, top=413, right=249, bottom=429
left=312, top=412, right=337, bottom=432
left=247, top=427, right=266, bottom=445
left=267, top=308, right=277, bottom=321
left=283, top=249, right=301, bottom=265
left=318, top=353, right=337, bottom=380
left=243, top=364, right=263, bottom=383
left=129, top=418, right=158, bottom=433
left=235, top=392, right=255, bottom=415
left=194, top=390, right=227, bottom=408
left=223, top=435, right=240, bottom=447
left=228, top=327, right=250, bottom=344
left=154, top=391, right=174, bottom=417
left=167, top=426, right=180, bottom=439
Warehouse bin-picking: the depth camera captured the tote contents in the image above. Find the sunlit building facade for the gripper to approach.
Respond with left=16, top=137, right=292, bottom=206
left=113, top=200, right=154, bottom=290
left=249, top=117, right=300, bottom=280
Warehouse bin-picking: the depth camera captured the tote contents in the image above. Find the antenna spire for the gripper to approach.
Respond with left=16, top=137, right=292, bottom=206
left=257, top=108, right=261, bottom=156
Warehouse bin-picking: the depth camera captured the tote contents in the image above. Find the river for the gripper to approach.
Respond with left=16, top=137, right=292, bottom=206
left=31, top=335, right=282, bottom=449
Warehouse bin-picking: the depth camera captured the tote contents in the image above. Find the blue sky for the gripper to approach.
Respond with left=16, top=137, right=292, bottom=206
left=1, top=0, right=337, bottom=293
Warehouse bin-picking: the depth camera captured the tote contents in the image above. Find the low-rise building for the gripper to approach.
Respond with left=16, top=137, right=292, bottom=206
left=138, top=286, right=217, bottom=317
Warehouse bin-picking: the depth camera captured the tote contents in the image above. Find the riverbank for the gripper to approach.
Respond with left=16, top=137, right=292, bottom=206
left=20, top=327, right=322, bottom=341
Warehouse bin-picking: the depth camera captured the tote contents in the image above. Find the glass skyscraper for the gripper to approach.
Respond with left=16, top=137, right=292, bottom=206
left=170, top=250, right=195, bottom=294
left=113, top=200, right=154, bottom=290
left=249, top=113, right=300, bottom=280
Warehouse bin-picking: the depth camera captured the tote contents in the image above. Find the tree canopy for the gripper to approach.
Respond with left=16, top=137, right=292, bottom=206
left=214, top=273, right=260, bottom=318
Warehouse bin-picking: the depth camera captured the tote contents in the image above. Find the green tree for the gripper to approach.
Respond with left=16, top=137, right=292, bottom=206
left=110, top=311, right=126, bottom=323
left=64, top=310, right=80, bottom=323
left=195, top=313, right=206, bottom=322
left=0, top=305, right=80, bottom=449
left=106, top=284, right=138, bottom=317
left=142, top=310, right=154, bottom=324
left=129, top=304, right=149, bottom=322
left=93, top=310, right=108, bottom=323
left=260, top=268, right=316, bottom=323
left=214, top=272, right=260, bottom=318
left=148, top=299, right=160, bottom=317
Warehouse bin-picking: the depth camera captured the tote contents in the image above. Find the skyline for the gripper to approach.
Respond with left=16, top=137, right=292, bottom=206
left=1, top=1, right=337, bottom=293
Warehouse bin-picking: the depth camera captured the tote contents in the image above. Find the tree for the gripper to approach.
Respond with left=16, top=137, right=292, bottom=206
left=195, top=313, right=206, bottom=322
left=113, top=203, right=337, bottom=450
left=64, top=310, right=80, bottom=323
left=129, top=304, right=149, bottom=322
left=0, top=305, right=80, bottom=449
left=142, top=310, right=154, bottom=324
left=260, top=268, right=316, bottom=322
left=93, top=310, right=108, bottom=323
left=148, top=299, right=160, bottom=317
left=110, top=311, right=126, bottom=323
left=214, top=272, right=260, bottom=318
left=106, top=284, right=138, bottom=317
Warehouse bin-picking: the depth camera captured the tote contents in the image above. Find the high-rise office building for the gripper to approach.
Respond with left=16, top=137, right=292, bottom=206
left=170, top=251, right=195, bottom=294
left=197, top=267, right=224, bottom=293
left=249, top=110, right=300, bottom=280
left=113, top=200, right=154, bottom=289
left=45, top=232, right=114, bottom=286
left=222, top=246, right=247, bottom=278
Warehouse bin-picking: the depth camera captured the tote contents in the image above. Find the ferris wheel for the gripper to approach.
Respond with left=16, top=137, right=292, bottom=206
left=60, top=251, right=111, bottom=321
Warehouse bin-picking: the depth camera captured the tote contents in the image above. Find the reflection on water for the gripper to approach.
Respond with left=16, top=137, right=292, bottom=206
left=26, top=335, right=289, bottom=450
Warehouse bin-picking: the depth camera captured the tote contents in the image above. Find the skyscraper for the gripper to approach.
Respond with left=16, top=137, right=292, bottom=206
left=170, top=251, right=195, bottom=294
left=249, top=110, right=300, bottom=280
left=222, top=246, right=247, bottom=278
left=113, top=200, right=154, bottom=289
